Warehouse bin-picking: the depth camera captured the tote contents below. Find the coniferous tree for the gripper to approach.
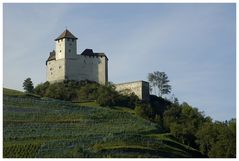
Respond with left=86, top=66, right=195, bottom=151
left=23, top=77, right=34, bottom=93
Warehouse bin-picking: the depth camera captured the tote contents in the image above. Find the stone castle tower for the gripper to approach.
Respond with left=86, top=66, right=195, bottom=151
left=46, top=29, right=108, bottom=85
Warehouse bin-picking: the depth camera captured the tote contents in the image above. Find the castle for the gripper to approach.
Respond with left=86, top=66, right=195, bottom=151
left=46, top=29, right=108, bottom=85
left=46, top=29, right=149, bottom=100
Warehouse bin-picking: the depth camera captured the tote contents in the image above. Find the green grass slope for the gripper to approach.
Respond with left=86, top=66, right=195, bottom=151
left=3, top=88, right=204, bottom=158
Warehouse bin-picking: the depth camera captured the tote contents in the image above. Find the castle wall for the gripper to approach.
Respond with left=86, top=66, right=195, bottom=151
left=115, top=81, right=150, bottom=100
left=46, top=59, right=65, bottom=82
left=98, top=56, right=108, bottom=85
left=64, top=55, right=107, bottom=85
left=65, top=55, right=98, bottom=82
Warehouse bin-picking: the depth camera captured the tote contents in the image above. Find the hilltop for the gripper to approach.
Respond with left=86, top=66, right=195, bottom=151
left=3, top=88, right=204, bottom=158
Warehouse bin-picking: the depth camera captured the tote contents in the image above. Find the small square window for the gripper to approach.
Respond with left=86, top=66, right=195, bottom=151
left=69, top=49, right=71, bottom=52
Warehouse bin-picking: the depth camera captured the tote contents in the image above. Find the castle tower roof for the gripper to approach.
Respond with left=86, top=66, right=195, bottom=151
left=55, top=29, right=78, bottom=41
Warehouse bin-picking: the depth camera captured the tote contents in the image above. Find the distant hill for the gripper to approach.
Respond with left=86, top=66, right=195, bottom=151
left=3, top=88, right=204, bottom=158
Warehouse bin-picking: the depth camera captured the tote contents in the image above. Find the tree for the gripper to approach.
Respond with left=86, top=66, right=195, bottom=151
left=148, top=71, right=171, bottom=97
left=23, top=77, right=34, bottom=93
left=96, top=85, right=118, bottom=107
left=196, top=119, right=236, bottom=158
left=34, top=81, right=50, bottom=96
left=154, top=71, right=171, bottom=97
left=148, top=73, right=157, bottom=94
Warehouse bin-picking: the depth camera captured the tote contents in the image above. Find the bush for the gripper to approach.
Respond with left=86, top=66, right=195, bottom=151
left=96, top=85, right=117, bottom=107
left=44, top=82, right=66, bottom=100
left=34, top=82, right=50, bottom=97
left=114, top=93, right=139, bottom=108
left=134, top=103, right=155, bottom=120
left=78, top=83, right=99, bottom=101
left=34, top=80, right=139, bottom=109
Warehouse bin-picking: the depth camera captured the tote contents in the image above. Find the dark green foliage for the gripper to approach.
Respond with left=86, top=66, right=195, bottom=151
left=163, top=103, right=207, bottom=148
left=154, top=115, right=163, bottom=127
left=96, top=85, right=117, bottom=107
left=23, top=78, right=34, bottom=93
left=34, top=80, right=98, bottom=102
left=44, top=82, right=71, bottom=100
left=114, top=93, right=139, bottom=108
left=33, top=81, right=139, bottom=109
left=161, top=100, right=236, bottom=158
left=4, top=143, right=41, bottom=158
left=77, top=83, right=99, bottom=101
left=135, top=103, right=155, bottom=120
left=34, top=82, right=50, bottom=97
left=149, top=95, right=171, bottom=117
left=196, top=119, right=236, bottom=158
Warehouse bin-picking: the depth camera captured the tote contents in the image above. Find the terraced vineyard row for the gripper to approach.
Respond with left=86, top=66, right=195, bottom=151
left=3, top=94, right=203, bottom=158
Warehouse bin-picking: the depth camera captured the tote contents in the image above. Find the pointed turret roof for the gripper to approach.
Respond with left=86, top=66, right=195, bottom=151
left=55, top=29, right=78, bottom=41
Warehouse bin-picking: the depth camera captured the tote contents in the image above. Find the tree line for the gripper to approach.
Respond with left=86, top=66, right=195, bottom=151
left=23, top=78, right=139, bottom=108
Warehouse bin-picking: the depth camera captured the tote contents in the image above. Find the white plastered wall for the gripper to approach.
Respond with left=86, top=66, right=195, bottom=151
left=55, top=38, right=77, bottom=60
left=46, top=59, right=65, bottom=82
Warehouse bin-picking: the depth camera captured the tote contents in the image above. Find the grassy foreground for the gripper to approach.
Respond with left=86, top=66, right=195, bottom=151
left=3, top=88, right=204, bottom=158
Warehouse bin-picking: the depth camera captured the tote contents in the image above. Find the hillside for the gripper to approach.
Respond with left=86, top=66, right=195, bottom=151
left=3, top=88, right=204, bottom=158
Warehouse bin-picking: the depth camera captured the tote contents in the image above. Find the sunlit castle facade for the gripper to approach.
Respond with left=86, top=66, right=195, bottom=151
left=46, top=29, right=108, bottom=85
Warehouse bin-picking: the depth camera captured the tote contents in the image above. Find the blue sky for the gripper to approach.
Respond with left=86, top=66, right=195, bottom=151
left=3, top=3, right=236, bottom=121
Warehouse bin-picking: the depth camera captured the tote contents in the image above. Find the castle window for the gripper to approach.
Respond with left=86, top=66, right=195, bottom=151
left=59, top=66, right=62, bottom=69
left=51, top=72, right=53, bottom=75
left=50, top=68, right=53, bottom=71
left=69, top=43, right=72, bottom=46
left=69, top=49, right=71, bottom=53
left=67, top=38, right=69, bottom=41
left=61, top=39, right=63, bottom=42
left=72, top=39, right=74, bottom=42
left=60, top=50, right=61, bottom=52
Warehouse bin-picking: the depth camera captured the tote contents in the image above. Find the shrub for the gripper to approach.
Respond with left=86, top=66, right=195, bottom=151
left=44, top=82, right=67, bottom=100
left=134, top=103, right=155, bottom=120
left=96, top=85, right=117, bottom=107
left=78, top=83, right=99, bottom=101
left=34, top=82, right=50, bottom=97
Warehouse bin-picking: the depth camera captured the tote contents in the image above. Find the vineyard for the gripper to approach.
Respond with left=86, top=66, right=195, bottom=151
left=3, top=88, right=203, bottom=158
